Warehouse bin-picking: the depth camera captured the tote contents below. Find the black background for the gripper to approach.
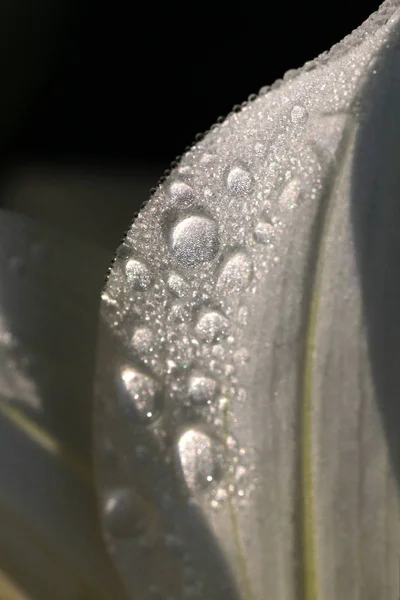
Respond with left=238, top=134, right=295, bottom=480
left=2, top=1, right=383, bottom=168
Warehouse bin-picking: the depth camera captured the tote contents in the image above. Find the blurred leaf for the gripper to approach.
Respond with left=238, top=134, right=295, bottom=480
left=0, top=210, right=128, bottom=600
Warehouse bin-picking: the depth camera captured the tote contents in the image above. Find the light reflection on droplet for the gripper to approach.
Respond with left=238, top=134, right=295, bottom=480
left=170, top=215, right=219, bottom=267
left=177, top=429, right=225, bottom=491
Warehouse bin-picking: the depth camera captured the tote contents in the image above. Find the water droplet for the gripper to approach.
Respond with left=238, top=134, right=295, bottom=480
left=103, top=488, right=148, bottom=537
left=169, top=303, right=190, bottom=323
left=167, top=272, right=189, bottom=297
left=177, top=429, right=225, bottom=491
left=254, top=221, right=274, bottom=244
left=211, top=487, right=228, bottom=509
left=170, top=215, right=219, bottom=267
left=132, top=327, right=154, bottom=354
left=310, top=113, right=347, bottom=159
left=188, top=375, right=218, bottom=405
left=291, top=104, right=308, bottom=125
left=117, top=367, right=160, bottom=421
left=216, top=252, right=253, bottom=294
left=226, top=166, right=253, bottom=196
left=195, top=311, right=229, bottom=343
left=233, top=347, right=250, bottom=366
left=200, top=153, right=216, bottom=166
left=254, top=142, right=266, bottom=157
left=238, top=305, right=249, bottom=326
left=278, top=178, right=302, bottom=210
left=169, top=181, right=194, bottom=205
left=125, top=259, right=152, bottom=290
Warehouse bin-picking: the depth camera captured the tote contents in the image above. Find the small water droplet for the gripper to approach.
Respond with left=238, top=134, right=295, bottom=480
left=211, top=487, right=229, bottom=509
left=103, top=488, right=148, bottom=537
left=132, top=327, right=154, bottom=354
left=226, top=166, right=253, bottom=196
left=195, top=311, right=229, bottom=343
left=167, top=272, right=189, bottom=297
left=254, top=142, right=266, bottom=157
left=117, top=367, right=160, bottom=421
left=254, top=221, right=274, bottom=244
left=278, top=178, right=302, bottom=210
left=125, top=259, right=152, bottom=290
left=200, top=153, right=216, bottom=166
left=238, top=305, right=249, bottom=326
left=291, top=104, right=308, bottom=125
left=188, top=375, right=218, bottom=405
left=170, top=215, right=219, bottom=267
left=177, top=429, right=225, bottom=491
left=169, top=181, right=194, bottom=205
left=216, top=252, right=253, bottom=294
left=233, top=347, right=250, bottom=366
left=169, top=303, right=190, bottom=323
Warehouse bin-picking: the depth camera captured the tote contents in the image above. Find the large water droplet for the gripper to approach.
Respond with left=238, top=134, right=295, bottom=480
left=226, top=166, right=253, bottom=196
left=167, top=272, right=189, bottom=298
left=169, top=181, right=194, bottom=205
left=195, top=311, right=229, bottom=343
left=188, top=375, right=218, bottom=405
left=216, top=252, right=253, bottom=295
left=177, top=429, right=225, bottom=491
left=125, top=259, right=152, bottom=290
left=104, top=488, right=148, bottom=538
left=117, top=367, right=160, bottom=421
left=170, top=215, right=219, bottom=268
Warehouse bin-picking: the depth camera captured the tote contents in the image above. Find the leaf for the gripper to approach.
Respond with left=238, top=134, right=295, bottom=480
left=95, top=2, right=400, bottom=600
left=0, top=210, right=128, bottom=600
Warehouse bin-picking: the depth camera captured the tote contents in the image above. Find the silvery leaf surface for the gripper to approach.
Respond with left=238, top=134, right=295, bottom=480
left=95, top=2, right=400, bottom=599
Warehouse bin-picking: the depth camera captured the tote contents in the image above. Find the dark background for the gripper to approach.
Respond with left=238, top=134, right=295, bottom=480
left=0, top=1, right=383, bottom=248
left=1, top=1, right=382, bottom=167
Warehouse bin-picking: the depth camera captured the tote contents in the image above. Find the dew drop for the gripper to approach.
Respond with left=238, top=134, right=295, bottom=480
left=177, top=429, right=225, bottom=491
left=188, top=375, right=218, bottom=405
left=200, top=153, right=216, bottom=166
left=170, top=215, right=219, bottom=268
left=216, top=252, right=253, bottom=295
left=169, top=181, right=195, bottom=205
left=238, top=305, right=249, bottom=326
left=233, top=347, right=250, bottom=366
left=132, top=327, right=154, bottom=354
left=226, top=166, right=253, bottom=196
left=211, top=487, right=228, bottom=509
left=125, top=259, right=152, bottom=290
left=195, top=311, right=229, bottom=343
left=169, top=303, right=190, bottom=323
left=117, top=366, right=160, bottom=421
left=278, top=178, right=302, bottom=210
left=167, top=272, right=189, bottom=297
left=291, top=104, right=308, bottom=125
left=254, top=142, right=266, bottom=157
left=103, top=488, right=148, bottom=538
left=254, top=221, right=274, bottom=244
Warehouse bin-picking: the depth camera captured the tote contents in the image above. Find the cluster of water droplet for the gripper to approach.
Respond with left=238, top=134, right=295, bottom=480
left=100, top=0, right=400, bottom=545
left=101, top=82, right=357, bottom=519
left=97, top=5, right=400, bottom=597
